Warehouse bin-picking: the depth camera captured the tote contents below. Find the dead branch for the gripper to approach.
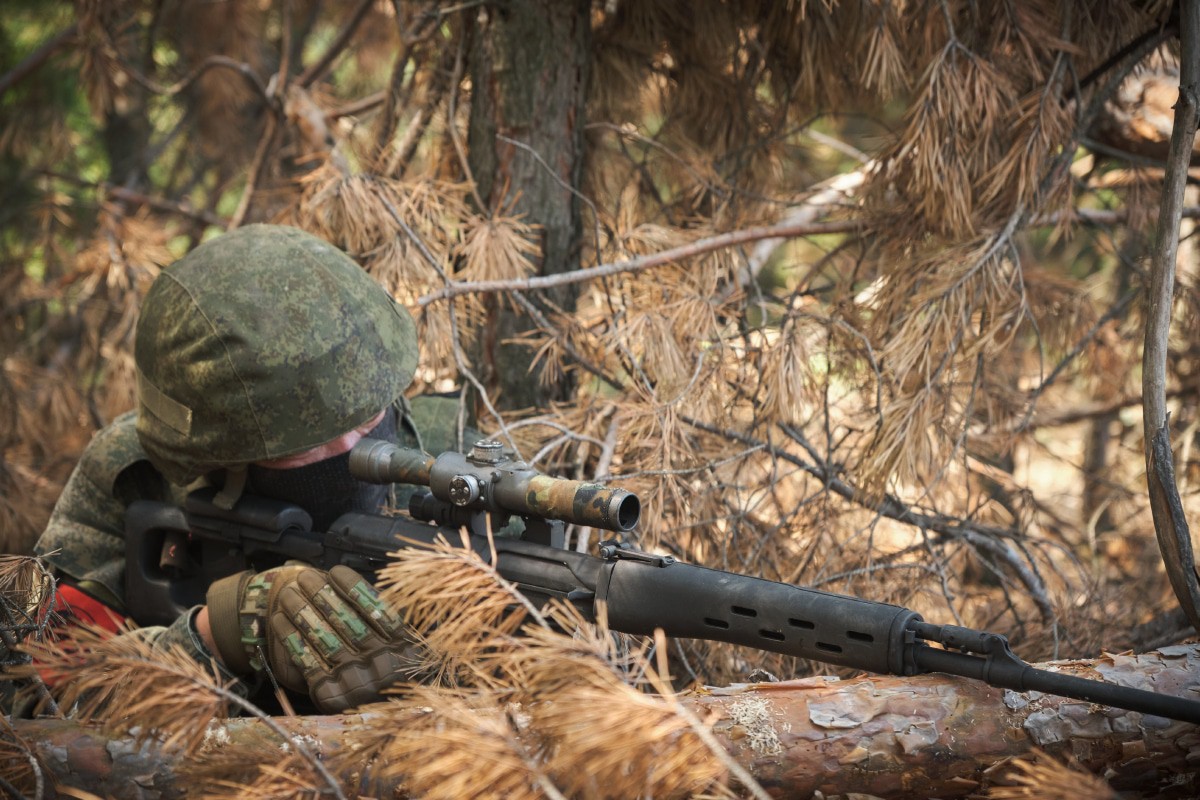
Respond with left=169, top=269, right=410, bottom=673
left=120, top=55, right=269, bottom=103
left=679, top=416, right=1058, bottom=623
left=328, top=90, right=386, bottom=119
left=415, top=206, right=1200, bottom=308
left=1143, top=1, right=1200, bottom=633
left=33, top=171, right=226, bottom=227
left=0, top=24, right=77, bottom=100
left=743, top=167, right=870, bottom=283
left=297, top=0, right=376, bottom=88
left=685, top=417, right=1020, bottom=544
left=416, top=219, right=865, bottom=305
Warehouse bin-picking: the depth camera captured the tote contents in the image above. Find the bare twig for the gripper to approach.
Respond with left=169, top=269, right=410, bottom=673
left=227, top=21, right=290, bottom=231
left=507, top=291, right=622, bottom=390
left=688, top=418, right=1019, bottom=543
left=297, top=0, right=375, bottom=87
left=227, top=111, right=278, bottom=230
left=1019, top=287, right=1139, bottom=427
left=1143, top=1, right=1200, bottom=632
left=677, top=417, right=1056, bottom=621
left=413, top=202, right=1200, bottom=307
left=376, top=196, right=520, bottom=454
left=446, top=28, right=486, bottom=210
left=120, top=55, right=269, bottom=102
left=328, top=90, right=385, bottom=119
left=104, top=186, right=224, bottom=227
left=33, top=171, right=226, bottom=227
left=497, top=134, right=604, bottom=258
left=744, top=167, right=870, bottom=282
left=0, top=24, right=77, bottom=100
left=417, top=219, right=863, bottom=305
left=375, top=1, right=416, bottom=165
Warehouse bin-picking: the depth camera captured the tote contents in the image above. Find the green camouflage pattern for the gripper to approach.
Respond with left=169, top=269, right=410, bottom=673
left=282, top=629, right=322, bottom=675
left=237, top=565, right=306, bottom=671
left=33, top=411, right=191, bottom=606
left=268, top=565, right=416, bottom=712
left=343, top=576, right=399, bottom=628
left=132, top=606, right=245, bottom=692
left=35, top=397, right=471, bottom=612
left=135, top=224, right=418, bottom=485
left=277, top=568, right=404, bottom=674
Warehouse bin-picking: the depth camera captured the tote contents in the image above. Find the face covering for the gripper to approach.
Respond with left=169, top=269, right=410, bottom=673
left=245, top=411, right=397, bottom=531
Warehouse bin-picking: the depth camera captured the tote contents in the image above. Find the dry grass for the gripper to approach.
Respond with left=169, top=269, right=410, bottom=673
left=981, top=750, right=1118, bottom=799
left=14, top=625, right=234, bottom=752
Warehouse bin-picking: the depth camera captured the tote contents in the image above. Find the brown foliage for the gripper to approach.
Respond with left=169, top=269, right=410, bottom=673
left=0, top=12, right=1194, bottom=799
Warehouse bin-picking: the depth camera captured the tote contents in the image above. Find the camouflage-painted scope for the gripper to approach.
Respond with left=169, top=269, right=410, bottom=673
left=350, top=438, right=640, bottom=533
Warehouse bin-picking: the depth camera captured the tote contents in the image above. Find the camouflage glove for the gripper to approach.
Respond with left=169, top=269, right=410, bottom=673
left=207, top=565, right=418, bottom=712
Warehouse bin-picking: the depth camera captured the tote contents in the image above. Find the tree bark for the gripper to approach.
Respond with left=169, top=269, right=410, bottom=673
left=7, top=645, right=1200, bottom=799
left=466, top=0, right=591, bottom=411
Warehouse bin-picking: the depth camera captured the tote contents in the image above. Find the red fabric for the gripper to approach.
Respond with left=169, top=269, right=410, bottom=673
left=32, top=585, right=128, bottom=687
left=52, top=584, right=126, bottom=633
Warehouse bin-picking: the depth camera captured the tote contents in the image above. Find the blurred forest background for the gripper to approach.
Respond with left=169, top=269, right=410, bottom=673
left=2, top=0, right=1199, bottom=695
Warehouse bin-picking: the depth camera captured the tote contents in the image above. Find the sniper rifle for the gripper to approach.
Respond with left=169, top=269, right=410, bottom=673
left=124, top=438, right=1200, bottom=725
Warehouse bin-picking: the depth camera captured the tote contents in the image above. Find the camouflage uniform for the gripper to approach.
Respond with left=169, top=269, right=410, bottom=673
left=34, top=397, right=467, bottom=666
left=31, top=224, right=472, bottom=699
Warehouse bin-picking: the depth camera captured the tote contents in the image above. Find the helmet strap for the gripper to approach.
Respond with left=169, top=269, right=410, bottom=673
left=213, top=465, right=248, bottom=510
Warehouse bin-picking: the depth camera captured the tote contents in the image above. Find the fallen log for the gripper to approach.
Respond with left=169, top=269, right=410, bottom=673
left=5, top=644, right=1200, bottom=799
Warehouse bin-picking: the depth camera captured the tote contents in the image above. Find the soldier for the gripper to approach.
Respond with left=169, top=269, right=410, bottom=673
left=33, top=224, right=462, bottom=712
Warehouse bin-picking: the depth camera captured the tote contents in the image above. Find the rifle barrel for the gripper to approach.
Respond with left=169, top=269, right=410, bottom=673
left=912, top=645, right=1200, bottom=724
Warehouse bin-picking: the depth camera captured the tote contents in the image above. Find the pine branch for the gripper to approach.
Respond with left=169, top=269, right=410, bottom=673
left=417, top=219, right=864, bottom=305
left=415, top=202, right=1186, bottom=309
left=679, top=416, right=1057, bottom=623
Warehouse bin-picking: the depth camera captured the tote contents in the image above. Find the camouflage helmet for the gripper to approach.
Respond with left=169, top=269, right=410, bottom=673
left=135, top=224, right=418, bottom=485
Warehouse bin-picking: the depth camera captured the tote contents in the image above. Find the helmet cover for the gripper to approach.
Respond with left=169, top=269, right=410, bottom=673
left=135, top=224, right=417, bottom=484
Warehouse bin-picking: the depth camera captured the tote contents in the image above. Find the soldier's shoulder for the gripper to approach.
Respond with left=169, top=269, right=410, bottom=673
left=75, top=411, right=153, bottom=493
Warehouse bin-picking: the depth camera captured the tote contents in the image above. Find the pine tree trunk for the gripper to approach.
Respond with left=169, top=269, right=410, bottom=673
left=7, top=645, right=1199, bottom=799
left=466, top=0, right=591, bottom=411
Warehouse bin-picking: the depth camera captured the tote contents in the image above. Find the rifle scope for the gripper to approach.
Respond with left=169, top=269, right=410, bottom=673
left=350, top=438, right=640, bottom=533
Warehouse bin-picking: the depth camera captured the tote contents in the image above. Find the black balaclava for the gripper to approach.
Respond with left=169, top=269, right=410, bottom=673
left=245, top=411, right=397, bottom=531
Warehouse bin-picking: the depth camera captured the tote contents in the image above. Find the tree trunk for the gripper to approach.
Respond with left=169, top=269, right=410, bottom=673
left=7, top=645, right=1200, bottom=799
left=466, top=0, right=591, bottom=411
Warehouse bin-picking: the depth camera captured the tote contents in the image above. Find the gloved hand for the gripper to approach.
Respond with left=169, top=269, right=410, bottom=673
left=206, top=564, right=418, bottom=712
